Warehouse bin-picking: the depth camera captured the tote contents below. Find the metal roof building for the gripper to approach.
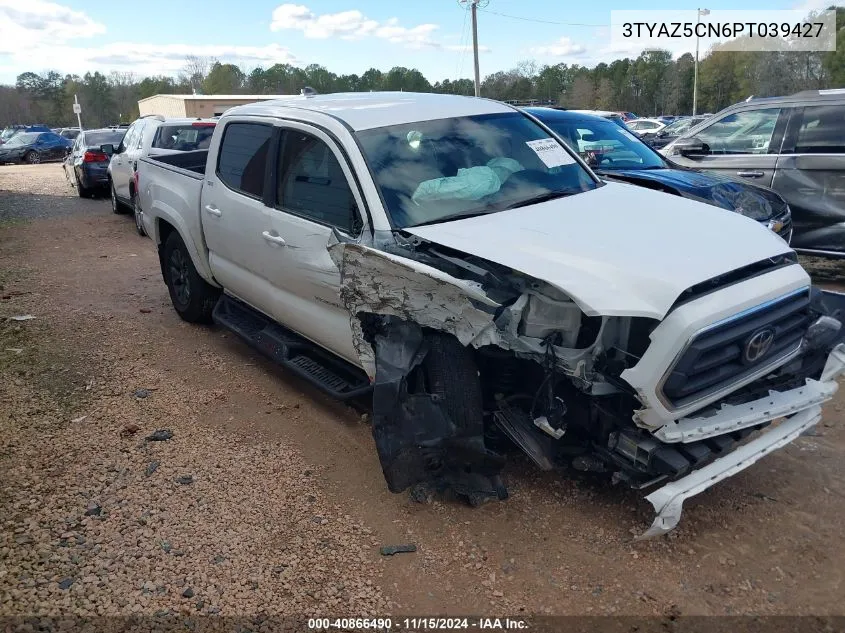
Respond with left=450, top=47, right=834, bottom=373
left=137, top=94, right=294, bottom=118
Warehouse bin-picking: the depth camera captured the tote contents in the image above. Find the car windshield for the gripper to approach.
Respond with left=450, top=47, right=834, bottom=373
left=1, top=128, right=19, bottom=141
left=85, top=130, right=125, bottom=147
left=152, top=124, right=215, bottom=151
left=539, top=116, right=665, bottom=171
left=661, top=118, right=693, bottom=135
left=355, top=112, right=598, bottom=228
left=4, top=132, right=39, bottom=147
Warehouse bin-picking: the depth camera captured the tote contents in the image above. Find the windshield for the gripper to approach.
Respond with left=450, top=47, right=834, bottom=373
left=539, top=116, right=665, bottom=171
left=0, top=128, right=19, bottom=141
left=356, top=112, right=597, bottom=228
left=4, top=132, right=39, bottom=147
left=661, top=118, right=693, bottom=135
left=152, top=124, right=215, bottom=151
left=85, top=130, right=125, bottom=147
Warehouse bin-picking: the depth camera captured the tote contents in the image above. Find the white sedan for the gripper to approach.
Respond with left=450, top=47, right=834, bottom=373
left=625, top=118, right=666, bottom=136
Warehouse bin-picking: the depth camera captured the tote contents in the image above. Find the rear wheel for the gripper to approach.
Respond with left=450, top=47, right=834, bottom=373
left=163, top=231, right=219, bottom=323
left=24, top=151, right=40, bottom=165
left=75, top=172, right=90, bottom=198
left=133, top=195, right=146, bottom=236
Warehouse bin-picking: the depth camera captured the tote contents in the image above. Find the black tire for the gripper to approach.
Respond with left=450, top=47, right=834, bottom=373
left=133, top=196, right=146, bottom=236
left=420, top=332, right=484, bottom=436
left=110, top=182, right=126, bottom=214
left=75, top=173, right=90, bottom=198
left=163, top=231, right=219, bottom=323
left=24, top=151, right=40, bottom=165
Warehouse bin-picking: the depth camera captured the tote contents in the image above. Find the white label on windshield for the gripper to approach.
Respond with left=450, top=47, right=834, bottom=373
left=525, top=138, right=575, bottom=168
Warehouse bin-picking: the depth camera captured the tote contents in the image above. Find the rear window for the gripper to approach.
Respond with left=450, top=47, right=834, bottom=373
left=84, top=130, right=125, bottom=147
left=152, top=124, right=216, bottom=151
left=794, top=105, right=845, bottom=154
left=216, top=122, right=272, bottom=198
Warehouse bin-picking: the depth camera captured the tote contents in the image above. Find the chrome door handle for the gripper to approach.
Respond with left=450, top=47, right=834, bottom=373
left=262, top=231, right=286, bottom=246
left=204, top=205, right=222, bottom=217
left=736, top=170, right=764, bottom=178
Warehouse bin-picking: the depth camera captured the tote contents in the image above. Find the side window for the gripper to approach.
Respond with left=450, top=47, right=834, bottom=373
left=794, top=105, right=845, bottom=154
left=276, top=130, right=359, bottom=233
left=695, top=108, right=781, bottom=155
left=216, top=122, right=272, bottom=198
left=121, top=123, right=137, bottom=151
left=134, top=122, right=147, bottom=149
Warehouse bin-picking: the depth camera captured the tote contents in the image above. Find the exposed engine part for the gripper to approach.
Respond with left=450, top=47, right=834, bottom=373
left=492, top=397, right=557, bottom=471
left=520, top=293, right=581, bottom=346
left=533, top=416, right=566, bottom=440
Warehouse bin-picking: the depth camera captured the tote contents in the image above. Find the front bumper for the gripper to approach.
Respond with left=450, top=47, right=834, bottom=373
left=639, top=342, right=845, bottom=539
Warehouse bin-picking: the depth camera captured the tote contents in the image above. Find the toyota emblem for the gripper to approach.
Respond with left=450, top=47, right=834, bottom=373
left=743, top=328, right=775, bottom=364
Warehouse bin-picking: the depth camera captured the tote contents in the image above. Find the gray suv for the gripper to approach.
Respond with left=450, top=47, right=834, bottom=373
left=662, top=89, right=845, bottom=257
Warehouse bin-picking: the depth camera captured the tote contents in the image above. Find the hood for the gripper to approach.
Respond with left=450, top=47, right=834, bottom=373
left=404, top=181, right=794, bottom=320
left=599, top=168, right=786, bottom=220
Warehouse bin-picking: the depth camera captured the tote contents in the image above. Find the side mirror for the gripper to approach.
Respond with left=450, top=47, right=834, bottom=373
left=674, top=136, right=707, bottom=156
left=100, top=144, right=114, bottom=156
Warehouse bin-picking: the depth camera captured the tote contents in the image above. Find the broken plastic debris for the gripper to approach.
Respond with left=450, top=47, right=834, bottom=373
left=145, top=429, right=174, bottom=441
left=379, top=544, right=417, bottom=556
left=9, top=315, right=35, bottom=321
left=70, top=416, right=88, bottom=424
left=4, top=348, right=23, bottom=354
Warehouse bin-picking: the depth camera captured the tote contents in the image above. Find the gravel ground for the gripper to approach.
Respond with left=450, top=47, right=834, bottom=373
left=2, top=164, right=845, bottom=620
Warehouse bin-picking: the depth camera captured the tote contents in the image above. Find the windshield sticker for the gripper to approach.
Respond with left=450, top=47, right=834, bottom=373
left=525, top=138, right=575, bottom=168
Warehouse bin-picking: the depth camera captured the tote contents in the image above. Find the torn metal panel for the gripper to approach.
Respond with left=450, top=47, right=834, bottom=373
left=329, top=241, right=505, bottom=377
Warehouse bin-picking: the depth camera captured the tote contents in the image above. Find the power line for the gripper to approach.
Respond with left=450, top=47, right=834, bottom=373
left=455, top=0, right=470, bottom=81
left=477, top=8, right=606, bottom=27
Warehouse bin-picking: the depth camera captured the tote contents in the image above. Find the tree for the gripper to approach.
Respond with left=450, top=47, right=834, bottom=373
left=203, top=62, right=245, bottom=94
left=182, top=55, right=212, bottom=93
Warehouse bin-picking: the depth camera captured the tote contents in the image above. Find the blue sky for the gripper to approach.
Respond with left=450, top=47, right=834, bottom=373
left=0, top=0, right=833, bottom=85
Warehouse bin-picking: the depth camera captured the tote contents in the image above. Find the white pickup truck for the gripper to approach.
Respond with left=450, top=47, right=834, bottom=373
left=137, top=92, right=845, bottom=538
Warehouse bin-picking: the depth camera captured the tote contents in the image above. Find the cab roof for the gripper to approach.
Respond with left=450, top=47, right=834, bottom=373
left=222, top=92, right=515, bottom=131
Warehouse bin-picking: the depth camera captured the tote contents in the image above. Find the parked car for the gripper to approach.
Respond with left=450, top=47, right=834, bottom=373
left=137, top=92, right=845, bottom=538
left=566, top=110, right=630, bottom=129
left=0, top=124, right=51, bottom=145
left=526, top=108, right=793, bottom=242
left=643, top=116, right=709, bottom=150
left=616, top=111, right=638, bottom=121
left=63, top=128, right=127, bottom=197
left=0, top=130, right=72, bottom=164
left=58, top=127, right=81, bottom=140
left=661, top=89, right=845, bottom=257
left=105, top=115, right=217, bottom=235
left=625, top=118, right=667, bottom=136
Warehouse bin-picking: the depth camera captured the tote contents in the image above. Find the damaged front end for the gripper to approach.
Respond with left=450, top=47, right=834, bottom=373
left=329, top=235, right=845, bottom=537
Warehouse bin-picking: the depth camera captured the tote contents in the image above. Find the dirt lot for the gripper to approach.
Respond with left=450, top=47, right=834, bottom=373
left=2, top=163, right=845, bottom=619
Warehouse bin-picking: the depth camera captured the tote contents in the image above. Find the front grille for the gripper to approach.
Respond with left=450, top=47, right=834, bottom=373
left=662, top=289, right=811, bottom=409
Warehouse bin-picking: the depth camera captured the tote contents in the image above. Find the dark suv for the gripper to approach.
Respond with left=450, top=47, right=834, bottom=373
left=662, top=90, right=845, bottom=257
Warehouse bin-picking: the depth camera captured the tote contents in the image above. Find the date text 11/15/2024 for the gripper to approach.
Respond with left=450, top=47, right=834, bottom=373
left=308, top=617, right=530, bottom=630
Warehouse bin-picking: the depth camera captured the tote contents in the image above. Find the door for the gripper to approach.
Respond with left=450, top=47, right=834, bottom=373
left=669, top=107, right=786, bottom=187
left=773, top=104, right=845, bottom=254
left=65, top=135, right=81, bottom=182
left=110, top=121, right=137, bottom=198
left=200, top=120, right=278, bottom=315
left=263, top=124, right=366, bottom=364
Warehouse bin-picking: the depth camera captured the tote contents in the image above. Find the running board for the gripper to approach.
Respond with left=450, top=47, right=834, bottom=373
left=212, top=295, right=371, bottom=400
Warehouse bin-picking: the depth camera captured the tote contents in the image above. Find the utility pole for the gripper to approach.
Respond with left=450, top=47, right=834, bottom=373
left=692, top=8, right=709, bottom=116
left=470, top=0, right=480, bottom=97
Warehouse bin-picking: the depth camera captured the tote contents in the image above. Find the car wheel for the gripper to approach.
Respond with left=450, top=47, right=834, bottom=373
left=75, top=173, right=90, bottom=198
left=24, top=151, right=40, bottom=164
left=110, top=182, right=126, bottom=214
left=133, top=195, right=146, bottom=236
left=163, top=231, right=219, bottom=323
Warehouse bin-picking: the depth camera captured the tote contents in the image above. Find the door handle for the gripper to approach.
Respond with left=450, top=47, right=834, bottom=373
left=736, top=170, right=764, bottom=178
left=204, top=204, right=222, bottom=217
left=262, top=231, right=286, bottom=246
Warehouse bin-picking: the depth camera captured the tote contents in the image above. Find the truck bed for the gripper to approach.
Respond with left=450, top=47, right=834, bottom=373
left=145, top=149, right=208, bottom=176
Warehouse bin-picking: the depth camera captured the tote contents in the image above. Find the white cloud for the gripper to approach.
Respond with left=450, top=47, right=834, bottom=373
left=6, top=43, right=298, bottom=77
left=529, top=37, right=587, bottom=58
left=0, top=0, right=105, bottom=54
left=270, top=3, right=441, bottom=48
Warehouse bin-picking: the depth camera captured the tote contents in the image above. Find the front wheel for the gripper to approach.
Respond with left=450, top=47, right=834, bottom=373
left=163, top=231, right=219, bottom=323
left=24, top=151, right=40, bottom=165
left=133, top=196, right=146, bottom=236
